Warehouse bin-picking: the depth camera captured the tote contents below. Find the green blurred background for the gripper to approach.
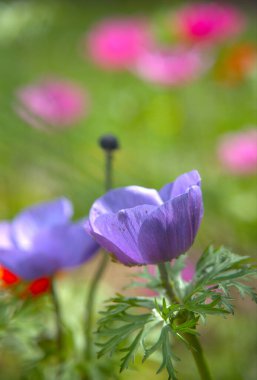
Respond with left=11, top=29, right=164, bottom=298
left=0, top=0, right=256, bottom=379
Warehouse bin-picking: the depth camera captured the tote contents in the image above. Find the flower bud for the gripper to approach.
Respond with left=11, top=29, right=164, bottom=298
left=99, top=134, right=120, bottom=151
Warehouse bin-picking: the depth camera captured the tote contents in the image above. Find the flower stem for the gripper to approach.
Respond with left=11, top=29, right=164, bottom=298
left=158, top=262, right=179, bottom=303
left=158, top=262, right=212, bottom=380
left=50, top=279, right=64, bottom=373
left=84, top=135, right=119, bottom=361
left=105, top=151, right=113, bottom=192
left=85, top=252, right=109, bottom=360
left=183, top=333, right=213, bottom=380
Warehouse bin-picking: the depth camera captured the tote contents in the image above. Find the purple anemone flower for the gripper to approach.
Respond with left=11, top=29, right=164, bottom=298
left=85, top=171, right=203, bottom=266
left=0, top=198, right=99, bottom=280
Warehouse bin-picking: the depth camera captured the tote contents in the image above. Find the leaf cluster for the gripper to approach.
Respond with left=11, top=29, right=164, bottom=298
left=96, top=246, right=257, bottom=379
left=184, top=246, right=257, bottom=317
left=97, top=295, right=178, bottom=380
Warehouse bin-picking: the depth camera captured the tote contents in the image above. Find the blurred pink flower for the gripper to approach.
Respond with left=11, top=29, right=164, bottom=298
left=217, top=128, right=257, bottom=175
left=16, top=79, right=88, bottom=130
left=131, top=265, right=157, bottom=297
left=133, top=261, right=195, bottom=298
left=174, top=2, right=245, bottom=44
left=86, top=18, right=151, bottom=70
left=181, top=261, right=195, bottom=282
left=133, top=47, right=208, bottom=86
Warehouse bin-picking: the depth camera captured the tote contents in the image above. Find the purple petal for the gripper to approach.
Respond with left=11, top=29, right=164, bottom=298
left=88, top=204, right=158, bottom=265
left=31, top=223, right=99, bottom=273
left=0, top=222, right=14, bottom=249
left=89, top=186, right=162, bottom=225
left=0, top=248, right=43, bottom=279
left=0, top=223, right=99, bottom=280
left=159, top=170, right=201, bottom=201
left=138, top=186, right=203, bottom=264
left=12, top=198, right=73, bottom=251
left=85, top=224, right=134, bottom=266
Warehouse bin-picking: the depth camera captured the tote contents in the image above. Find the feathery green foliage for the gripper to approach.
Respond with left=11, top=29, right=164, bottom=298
left=97, top=247, right=257, bottom=379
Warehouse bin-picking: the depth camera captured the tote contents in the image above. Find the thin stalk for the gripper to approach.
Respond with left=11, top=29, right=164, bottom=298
left=85, top=253, right=109, bottom=360
left=105, top=151, right=113, bottom=191
left=50, top=279, right=64, bottom=375
left=85, top=137, right=118, bottom=361
left=158, top=263, right=213, bottom=380
left=184, top=333, right=213, bottom=380
left=158, top=262, right=179, bottom=303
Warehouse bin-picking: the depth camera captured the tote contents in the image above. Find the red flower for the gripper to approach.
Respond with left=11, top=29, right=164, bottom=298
left=0, top=266, right=50, bottom=297
left=0, top=267, right=19, bottom=285
left=27, top=277, right=50, bottom=297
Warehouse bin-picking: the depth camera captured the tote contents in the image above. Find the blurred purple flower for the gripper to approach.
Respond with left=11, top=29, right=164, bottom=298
left=16, top=79, right=88, bottom=130
left=217, top=128, right=257, bottom=175
left=0, top=199, right=99, bottom=280
left=86, top=18, right=151, bottom=70
left=174, top=2, right=245, bottom=44
left=86, top=171, right=203, bottom=266
left=133, top=47, right=208, bottom=86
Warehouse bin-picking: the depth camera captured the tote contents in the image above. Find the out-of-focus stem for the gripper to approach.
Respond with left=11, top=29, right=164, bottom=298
left=105, top=151, right=113, bottom=191
left=50, top=279, right=64, bottom=377
left=84, top=135, right=119, bottom=362
left=85, top=252, right=109, bottom=360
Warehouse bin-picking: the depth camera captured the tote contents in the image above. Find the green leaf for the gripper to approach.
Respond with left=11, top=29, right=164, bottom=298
left=120, top=328, right=144, bottom=372
left=143, top=325, right=178, bottom=380
left=156, top=326, right=178, bottom=380
left=96, top=295, right=180, bottom=379
left=96, top=246, right=257, bottom=380
left=183, top=246, right=257, bottom=315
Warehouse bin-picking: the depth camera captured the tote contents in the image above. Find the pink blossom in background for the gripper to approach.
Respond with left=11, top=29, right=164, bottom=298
left=86, top=18, right=151, bottom=70
left=16, top=79, right=88, bottom=130
left=181, top=261, right=195, bottom=283
left=133, top=261, right=195, bottom=297
left=133, top=47, right=208, bottom=86
left=132, top=265, right=157, bottom=297
left=174, top=2, right=245, bottom=44
left=217, top=128, right=257, bottom=175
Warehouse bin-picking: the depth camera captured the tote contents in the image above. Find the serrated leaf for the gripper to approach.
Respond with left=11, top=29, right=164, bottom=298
left=142, top=327, right=163, bottom=362
left=96, top=246, right=257, bottom=380
left=183, top=246, right=257, bottom=316
left=156, top=326, right=178, bottom=380
left=120, top=328, right=144, bottom=372
left=143, top=325, right=178, bottom=380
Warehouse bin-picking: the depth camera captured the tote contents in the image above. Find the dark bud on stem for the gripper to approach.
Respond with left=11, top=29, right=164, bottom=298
left=99, top=134, right=119, bottom=151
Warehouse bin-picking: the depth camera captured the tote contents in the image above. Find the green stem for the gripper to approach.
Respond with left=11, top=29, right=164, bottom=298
left=84, top=141, right=117, bottom=361
left=184, top=333, right=213, bottom=380
left=158, top=263, right=212, bottom=380
left=85, top=253, right=109, bottom=360
left=50, top=279, right=64, bottom=376
left=158, top=262, right=179, bottom=303
left=105, top=151, right=113, bottom=191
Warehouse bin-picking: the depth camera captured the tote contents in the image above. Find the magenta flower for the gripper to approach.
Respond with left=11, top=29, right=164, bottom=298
left=181, top=261, right=195, bottom=283
left=133, top=47, right=207, bottom=86
left=174, top=2, right=245, bottom=44
left=0, top=199, right=99, bottom=280
left=16, top=79, right=88, bottom=130
left=217, top=128, right=257, bottom=175
left=86, top=18, right=151, bottom=70
left=85, top=171, right=203, bottom=266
